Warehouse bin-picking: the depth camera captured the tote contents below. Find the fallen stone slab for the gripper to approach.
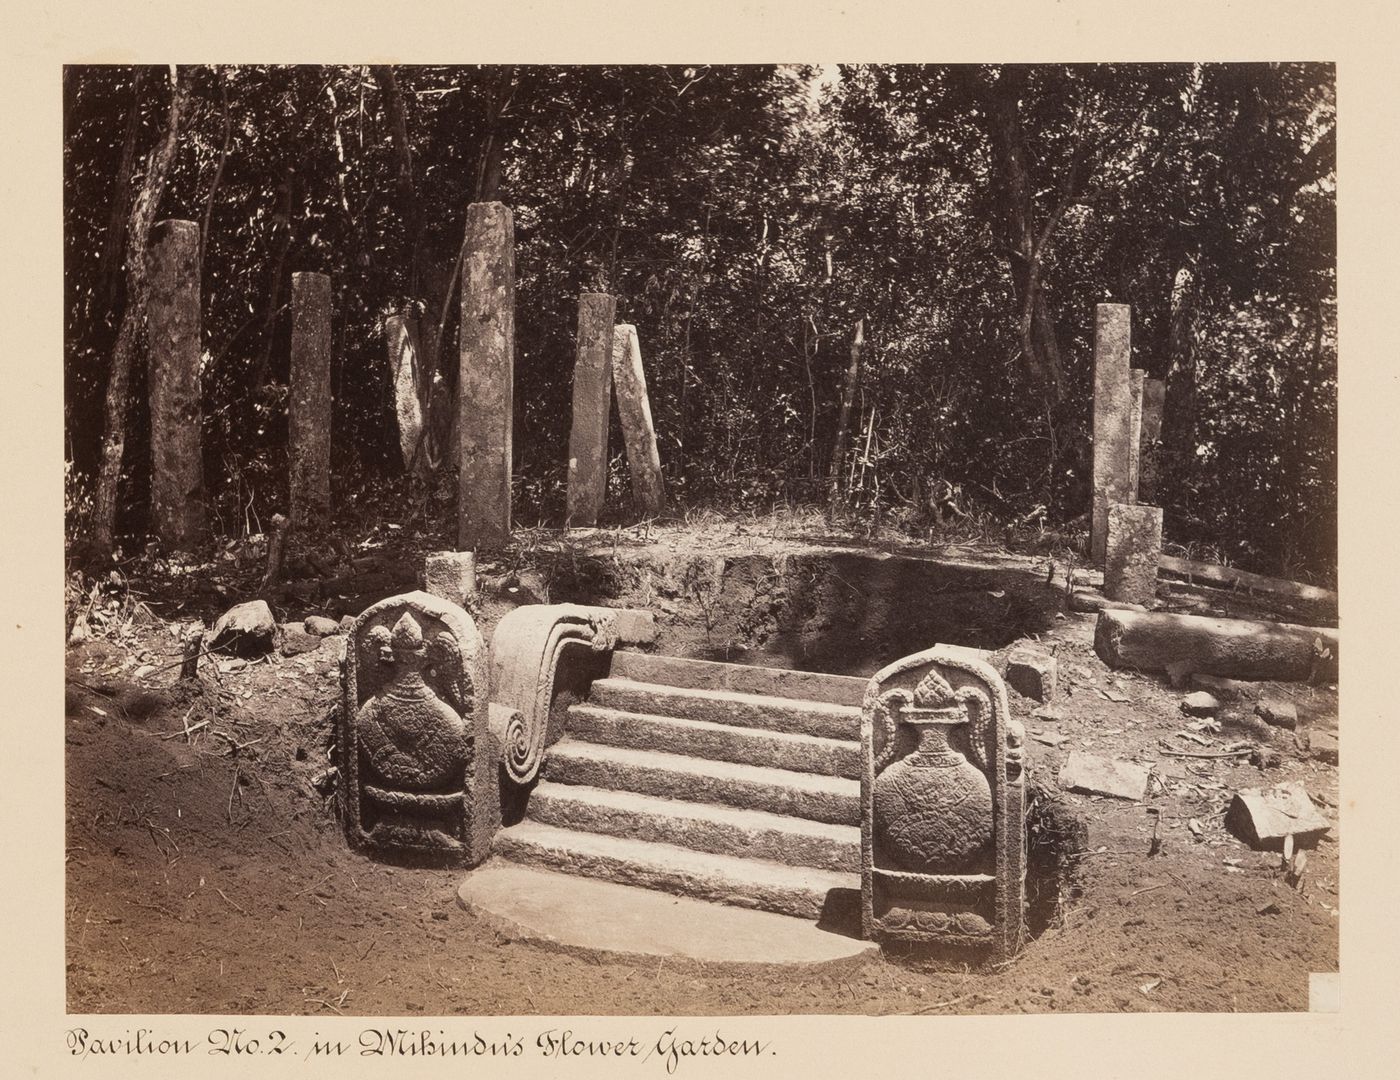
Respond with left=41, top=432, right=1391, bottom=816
left=1224, top=781, right=1331, bottom=850
left=1255, top=698, right=1299, bottom=730
left=1058, top=750, right=1150, bottom=801
left=1006, top=649, right=1057, bottom=702
left=207, top=600, right=278, bottom=659
left=303, top=615, right=340, bottom=637
left=1158, top=554, right=1337, bottom=608
left=1070, top=590, right=1146, bottom=614
left=457, top=861, right=873, bottom=967
left=1033, top=732, right=1069, bottom=748
left=1180, top=691, right=1220, bottom=717
left=1094, top=608, right=1339, bottom=682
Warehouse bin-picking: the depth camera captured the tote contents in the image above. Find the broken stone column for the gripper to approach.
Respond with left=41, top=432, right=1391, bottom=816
left=1103, top=502, right=1162, bottom=606
left=611, top=324, right=666, bottom=519
left=147, top=219, right=207, bottom=549
left=1138, top=377, right=1166, bottom=505
left=459, top=202, right=515, bottom=550
left=384, top=313, right=426, bottom=476
left=1091, top=304, right=1133, bottom=565
left=1128, top=369, right=1146, bottom=501
left=566, top=293, right=617, bottom=527
left=288, top=271, right=333, bottom=528
left=423, top=550, right=477, bottom=609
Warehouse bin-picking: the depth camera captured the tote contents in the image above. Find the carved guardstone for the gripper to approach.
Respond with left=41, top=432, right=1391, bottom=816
left=861, top=647, right=1026, bottom=959
left=340, top=591, right=497, bottom=864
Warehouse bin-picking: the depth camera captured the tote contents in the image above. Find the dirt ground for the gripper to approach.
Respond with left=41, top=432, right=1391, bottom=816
left=65, top=522, right=1339, bottom=1016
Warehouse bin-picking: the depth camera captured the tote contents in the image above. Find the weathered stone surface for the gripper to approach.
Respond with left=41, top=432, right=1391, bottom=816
left=1070, top=589, right=1146, bottom=614
left=456, top=862, right=873, bottom=965
left=1091, top=303, right=1133, bottom=564
left=340, top=591, right=494, bottom=864
left=422, top=550, right=477, bottom=609
left=304, top=615, right=340, bottom=637
left=493, top=820, right=850, bottom=921
left=611, top=324, right=666, bottom=518
left=384, top=313, right=427, bottom=475
left=528, top=780, right=859, bottom=872
left=279, top=623, right=322, bottom=656
left=1005, top=649, right=1057, bottom=702
left=1057, top=750, right=1149, bottom=801
left=1138, top=377, right=1166, bottom=504
left=1224, top=781, right=1331, bottom=849
left=566, top=293, right=617, bottom=526
left=589, top=678, right=860, bottom=740
left=147, top=219, right=207, bottom=549
left=1104, top=502, right=1162, bottom=605
left=207, top=600, right=278, bottom=658
left=861, top=647, right=1024, bottom=960
left=1157, top=554, right=1338, bottom=607
left=567, top=703, right=861, bottom=780
left=1190, top=673, right=1259, bottom=702
left=458, top=202, right=515, bottom=550
left=608, top=651, right=866, bottom=707
left=544, top=740, right=860, bottom=826
left=1180, top=691, right=1220, bottom=717
left=289, top=272, right=333, bottom=528
left=1310, top=730, right=1338, bottom=765
left=1255, top=698, right=1299, bottom=730
left=1094, top=608, right=1339, bottom=682
left=1128, top=368, right=1146, bottom=500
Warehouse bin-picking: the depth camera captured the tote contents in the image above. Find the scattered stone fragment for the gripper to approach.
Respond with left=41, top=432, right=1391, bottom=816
left=280, top=623, right=322, bottom=656
left=1033, top=732, right=1069, bottom=748
left=217, top=658, right=248, bottom=674
left=1309, top=730, right=1338, bottom=766
left=1255, top=698, right=1298, bottom=730
left=1165, top=661, right=1193, bottom=689
left=208, top=600, right=278, bottom=658
left=1101, top=687, right=1130, bottom=703
left=422, top=550, right=478, bottom=609
left=1187, top=819, right=1204, bottom=841
left=1224, top=780, right=1331, bottom=850
left=1180, top=691, right=1219, bottom=717
left=1191, top=673, right=1257, bottom=703
left=1256, top=901, right=1282, bottom=916
left=338, top=614, right=355, bottom=633
left=1249, top=747, right=1282, bottom=770
left=1071, top=590, right=1148, bottom=614
left=1006, top=649, right=1058, bottom=702
left=1032, top=706, right=1065, bottom=723
left=304, top=615, right=340, bottom=637
left=1058, top=750, right=1150, bottom=801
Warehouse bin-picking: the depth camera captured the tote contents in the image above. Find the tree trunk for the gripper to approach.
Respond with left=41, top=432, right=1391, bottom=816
left=97, top=68, right=148, bottom=322
left=91, top=68, right=191, bottom=559
left=827, top=318, right=864, bottom=512
left=370, top=65, right=423, bottom=295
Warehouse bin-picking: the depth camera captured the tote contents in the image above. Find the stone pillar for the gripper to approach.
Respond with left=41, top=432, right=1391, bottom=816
left=565, top=293, right=617, bottom=527
left=1091, top=304, right=1132, bottom=565
left=385, top=314, right=426, bottom=476
left=1138, top=377, right=1166, bottom=505
left=1104, top=502, right=1162, bottom=606
left=288, top=272, right=333, bottom=528
left=147, top=219, right=207, bottom=549
left=423, top=550, right=477, bottom=609
left=458, top=203, right=514, bottom=550
left=1128, top=368, right=1146, bottom=502
left=611, top=324, right=666, bottom=519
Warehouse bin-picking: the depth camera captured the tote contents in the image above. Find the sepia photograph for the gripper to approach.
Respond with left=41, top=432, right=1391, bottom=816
left=57, top=58, right=1344, bottom=1023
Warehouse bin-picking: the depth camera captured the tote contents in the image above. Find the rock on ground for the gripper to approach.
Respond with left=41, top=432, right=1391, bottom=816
left=207, top=600, right=278, bottom=659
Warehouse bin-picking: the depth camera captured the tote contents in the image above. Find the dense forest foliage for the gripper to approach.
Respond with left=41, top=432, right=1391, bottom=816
left=63, top=63, right=1337, bottom=581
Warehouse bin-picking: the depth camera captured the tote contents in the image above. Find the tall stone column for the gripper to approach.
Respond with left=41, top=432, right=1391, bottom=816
left=1128, top=368, right=1146, bottom=502
left=458, top=202, right=514, bottom=550
left=566, top=293, right=617, bottom=527
left=1091, top=304, right=1132, bottom=564
left=147, top=219, right=207, bottom=549
left=289, top=272, right=333, bottom=528
left=1138, top=377, right=1166, bottom=505
left=384, top=313, right=426, bottom=476
left=611, top=324, right=666, bottom=519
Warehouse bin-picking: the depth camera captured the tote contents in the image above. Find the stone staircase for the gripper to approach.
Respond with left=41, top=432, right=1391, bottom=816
left=491, top=651, right=870, bottom=920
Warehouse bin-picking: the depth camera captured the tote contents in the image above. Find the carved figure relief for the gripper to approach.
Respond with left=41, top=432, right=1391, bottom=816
left=861, top=647, right=1026, bottom=960
left=340, top=591, right=490, bottom=862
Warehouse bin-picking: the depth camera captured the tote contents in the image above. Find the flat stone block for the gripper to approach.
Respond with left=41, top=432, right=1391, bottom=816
left=1180, top=691, right=1220, bottom=717
left=457, top=861, right=873, bottom=967
left=304, top=615, right=340, bottom=637
left=1005, top=649, right=1057, bottom=702
left=1255, top=697, right=1299, bottom=730
left=1310, top=730, right=1338, bottom=765
left=423, top=550, right=478, bottom=608
left=1224, top=781, right=1330, bottom=849
left=1104, top=502, right=1162, bottom=605
left=1058, top=750, right=1149, bottom=801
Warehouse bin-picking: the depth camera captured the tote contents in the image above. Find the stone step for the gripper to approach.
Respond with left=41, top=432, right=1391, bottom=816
left=529, top=781, right=861, bottom=872
left=542, top=740, right=860, bottom=826
left=566, top=703, right=861, bottom=780
left=609, top=650, right=869, bottom=708
left=587, top=677, right=861, bottom=741
left=493, top=820, right=855, bottom=920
